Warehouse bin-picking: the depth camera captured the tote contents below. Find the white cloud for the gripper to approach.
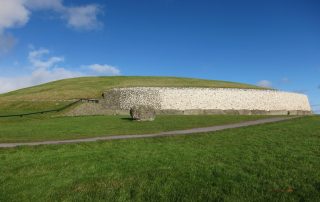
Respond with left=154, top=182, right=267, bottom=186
left=26, top=0, right=102, bottom=30
left=28, top=48, right=64, bottom=69
left=0, top=0, right=30, bottom=33
left=0, top=0, right=102, bottom=34
left=257, top=80, right=272, bottom=88
left=66, top=5, right=102, bottom=30
left=0, top=47, right=121, bottom=93
left=0, top=0, right=102, bottom=53
left=0, top=48, right=82, bottom=93
left=0, top=67, right=82, bottom=93
left=88, top=64, right=120, bottom=75
left=25, top=0, right=63, bottom=10
left=25, top=0, right=102, bottom=30
left=28, top=66, right=82, bottom=84
left=0, top=0, right=29, bottom=53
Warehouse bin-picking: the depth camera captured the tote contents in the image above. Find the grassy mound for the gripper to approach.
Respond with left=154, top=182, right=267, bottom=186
left=0, top=76, right=264, bottom=115
left=0, top=76, right=264, bottom=101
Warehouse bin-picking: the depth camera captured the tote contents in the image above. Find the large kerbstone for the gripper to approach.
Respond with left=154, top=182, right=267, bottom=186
left=130, top=105, right=156, bottom=121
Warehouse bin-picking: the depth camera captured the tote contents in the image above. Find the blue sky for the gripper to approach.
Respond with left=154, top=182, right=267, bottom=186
left=0, top=0, right=319, bottom=112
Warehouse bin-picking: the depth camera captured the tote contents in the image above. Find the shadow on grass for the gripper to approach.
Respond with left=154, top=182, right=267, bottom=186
left=120, top=117, right=134, bottom=121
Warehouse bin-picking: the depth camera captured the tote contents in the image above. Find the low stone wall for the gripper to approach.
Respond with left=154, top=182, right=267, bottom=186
left=103, top=87, right=311, bottom=112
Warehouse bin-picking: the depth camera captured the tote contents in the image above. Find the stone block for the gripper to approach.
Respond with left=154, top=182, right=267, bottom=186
left=130, top=105, right=156, bottom=121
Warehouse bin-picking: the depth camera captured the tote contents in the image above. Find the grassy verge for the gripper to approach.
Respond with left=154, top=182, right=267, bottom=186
left=0, top=116, right=319, bottom=201
left=0, top=115, right=270, bottom=143
left=0, top=101, right=72, bottom=115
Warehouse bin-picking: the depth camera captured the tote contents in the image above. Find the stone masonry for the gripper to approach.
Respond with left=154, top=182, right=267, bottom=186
left=64, top=87, right=312, bottom=116
left=102, top=87, right=311, bottom=113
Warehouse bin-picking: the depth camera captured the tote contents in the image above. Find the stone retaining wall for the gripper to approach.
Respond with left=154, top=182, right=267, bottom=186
left=63, top=87, right=312, bottom=116
left=103, top=87, right=311, bottom=112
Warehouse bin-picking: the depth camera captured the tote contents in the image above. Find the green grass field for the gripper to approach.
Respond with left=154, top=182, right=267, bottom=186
left=0, top=116, right=319, bottom=201
left=0, top=101, right=72, bottom=115
left=0, top=76, right=316, bottom=201
left=0, top=115, right=270, bottom=143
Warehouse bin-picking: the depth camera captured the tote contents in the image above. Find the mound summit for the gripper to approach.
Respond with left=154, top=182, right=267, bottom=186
left=0, top=76, right=264, bottom=101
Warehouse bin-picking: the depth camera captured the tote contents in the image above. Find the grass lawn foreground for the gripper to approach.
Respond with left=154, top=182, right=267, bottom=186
left=0, top=116, right=319, bottom=201
left=0, top=114, right=271, bottom=143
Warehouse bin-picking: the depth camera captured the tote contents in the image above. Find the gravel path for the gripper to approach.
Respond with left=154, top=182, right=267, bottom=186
left=0, top=117, right=295, bottom=148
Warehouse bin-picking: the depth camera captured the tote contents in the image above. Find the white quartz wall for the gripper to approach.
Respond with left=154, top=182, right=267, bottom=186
left=107, top=87, right=311, bottom=111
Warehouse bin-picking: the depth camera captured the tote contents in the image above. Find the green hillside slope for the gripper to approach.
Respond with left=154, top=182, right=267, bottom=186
left=0, top=76, right=264, bottom=101
left=0, top=76, right=265, bottom=114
